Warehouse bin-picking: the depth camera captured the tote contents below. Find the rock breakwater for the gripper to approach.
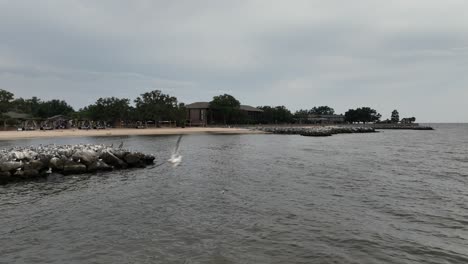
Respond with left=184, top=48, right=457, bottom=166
left=259, top=126, right=376, bottom=137
left=0, top=144, right=155, bottom=184
left=372, top=124, right=434, bottom=130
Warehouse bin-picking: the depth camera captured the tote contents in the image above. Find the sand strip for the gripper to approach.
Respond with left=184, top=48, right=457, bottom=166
left=0, top=127, right=265, bottom=141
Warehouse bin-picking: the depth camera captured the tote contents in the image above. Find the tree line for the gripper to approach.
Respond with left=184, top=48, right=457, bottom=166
left=0, top=90, right=74, bottom=119
left=0, top=89, right=187, bottom=126
left=78, top=91, right=186, bottom=126
left=0, top=88, right=416, bottom=125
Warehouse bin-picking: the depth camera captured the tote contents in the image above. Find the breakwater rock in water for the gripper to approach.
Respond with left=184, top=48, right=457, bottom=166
left=0, top=144, right=155, bottom=184
left=259, top=126, right=376, bottom=137
left=372, top=124, right=434, bottom=130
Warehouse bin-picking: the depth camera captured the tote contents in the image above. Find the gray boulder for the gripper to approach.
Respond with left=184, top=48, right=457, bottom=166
left=143, top=155, right=156, bottom=165
left=124, top=152, right=145, bottom=167
left=100, top=151, right=128, bottom=169
left=10, top=150, right=38, bottom=161
left=72, top=150, right=98, bottom=166
left=63, top=161, right=87, bottom=175
left=49, top=157, right=65, bottom=171
left=10, top=151, right=26, bottom=161
left=24, top=160, right=45, bottom=172
left=87, top=160, right=113, bottom=172
left=0, top=161, right=23, bottom=172
left=37, top=153, right=53, bottom=167
left=111, top=150, right=130, bottom=160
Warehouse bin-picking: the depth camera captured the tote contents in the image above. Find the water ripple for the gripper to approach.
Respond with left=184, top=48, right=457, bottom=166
left=1, top=125, right=468, bottom=263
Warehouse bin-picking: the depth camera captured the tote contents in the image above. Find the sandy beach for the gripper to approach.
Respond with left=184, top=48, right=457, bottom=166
left=0, top=127, right=265, bottom=141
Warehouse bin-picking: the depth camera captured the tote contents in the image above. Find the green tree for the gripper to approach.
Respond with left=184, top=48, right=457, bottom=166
left=258, top=106, right=293, bottom=124
left=391, top=109, right=400, bottom=123
left=310, top=106, right=335, bottom=115
left=28, top=97, right=42, bottom=116
left=11, top=96, right=44, bottom=117
left=36, top=99, right=75, bottom=118
left=134, top=90, right=180, bottom=122
left=345, top=107, right=381, bottom=123
left=344, top=109, right=358, bottom=123
left=293, top=109, right=309, bottom=123
left=0, top=89, right=15, bottom=129
left=292, top=106, right=335, bottom=123
left=81, top=97, right=131, bottom=122
left=0, top=89, right=14, bottom=114
left=209, top=94, right=241, bottom=124
left=11, top=98, right=28, bottom=113
left=401, top=117, right=416, bottom=124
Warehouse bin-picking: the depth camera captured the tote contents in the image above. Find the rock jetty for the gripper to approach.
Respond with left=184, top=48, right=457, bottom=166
left=0, top=144, right=155, bottom=184
left=372, top=124, right=434, bottom=130
left=259, top=126, right=376, bottom=137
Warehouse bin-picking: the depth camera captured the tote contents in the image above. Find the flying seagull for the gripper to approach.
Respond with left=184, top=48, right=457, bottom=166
left=168, top=135, right=183, bottom=167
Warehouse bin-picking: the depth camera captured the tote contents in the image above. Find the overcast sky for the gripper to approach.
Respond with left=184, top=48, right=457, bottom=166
left=1, top=0, right=467, bottom=122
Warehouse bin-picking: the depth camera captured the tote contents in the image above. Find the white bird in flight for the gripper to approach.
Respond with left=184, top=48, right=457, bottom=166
left=168, top=135, right=183, bottom=167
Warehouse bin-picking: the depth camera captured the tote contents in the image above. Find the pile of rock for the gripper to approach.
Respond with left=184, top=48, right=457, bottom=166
left=0, top=144, right=155, bottom=184
left=372, top=124, right=434, bottom=130
left=259, top=126, right=376, bottom=137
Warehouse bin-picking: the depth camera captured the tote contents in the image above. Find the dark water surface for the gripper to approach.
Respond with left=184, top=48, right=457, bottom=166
left=1, top=124, right=468, bottom=263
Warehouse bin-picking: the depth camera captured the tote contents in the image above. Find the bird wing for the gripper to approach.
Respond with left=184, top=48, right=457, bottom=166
left=174, top=135, right=183, bottom=154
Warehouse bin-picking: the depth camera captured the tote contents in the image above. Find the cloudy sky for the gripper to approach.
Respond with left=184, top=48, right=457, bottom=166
left=1, top=0, right=467, bottom=122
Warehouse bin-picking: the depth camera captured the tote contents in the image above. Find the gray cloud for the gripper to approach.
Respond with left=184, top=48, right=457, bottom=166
left=1, top=0, right=467, bottom=122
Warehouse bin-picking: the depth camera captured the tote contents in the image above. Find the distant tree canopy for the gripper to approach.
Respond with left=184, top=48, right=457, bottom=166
left=209, top=94, right=241, bottom=124
left=345, top=107, right=381, bottom=123
left=0, top=88, right=403, bottom=127
left=134, top=90, right=184, bottom=122
left=35, top=100, right=75, bottom=118
left=294, top=106, right=335, bottom=118
left=78, top=91, right=186, bottom=125
left=257, top=106, right=293, bottom=124
left=9, top=95, right=74, bottom=119
left=0, top=89, right=14, bottom=114
left=293, top=109, right=309, bottom=119
left=80, top=97, right=131, bottom=122
left=401, top=117, right=416, bottom=124
left=209, top=94, right=240, bottom=109
left=0, top=88, right=188, bottom=126
left=10, top=97, right=40, bottom=115
left=310, top=106, right=335, bottom=115
left=293, top=106, right=336, bottom=123
left=391, top=109, right=400, bottom=123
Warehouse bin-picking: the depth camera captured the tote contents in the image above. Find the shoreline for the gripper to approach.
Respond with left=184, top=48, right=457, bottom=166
left=0, top=127, right=265, bottom=141
left=0, top=123, right=435, bottom=141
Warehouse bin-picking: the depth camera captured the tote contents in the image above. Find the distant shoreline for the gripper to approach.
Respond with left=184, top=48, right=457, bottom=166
left=0, top=127, right=266, bottom=141
left=0, top=123, right=436, bottom=141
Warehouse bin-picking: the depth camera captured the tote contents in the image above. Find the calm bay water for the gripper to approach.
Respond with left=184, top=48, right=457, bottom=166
left=1, top=124, right=468, bottom=263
